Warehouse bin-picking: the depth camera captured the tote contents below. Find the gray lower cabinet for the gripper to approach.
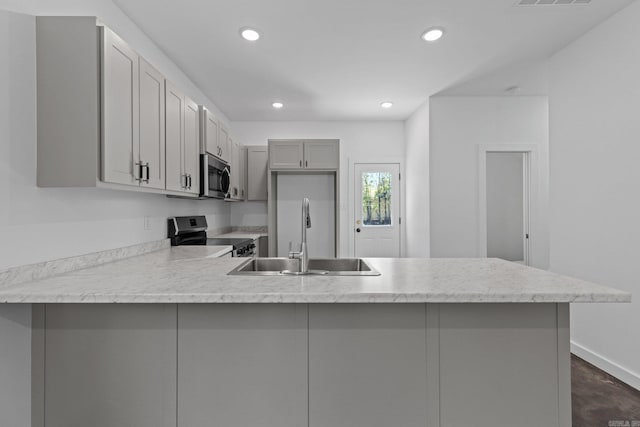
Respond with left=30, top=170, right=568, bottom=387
left=437, top=303, right=564, bottom=427
left=35, top=303, right=568, bottom=427
left=177, top=304, right=308, bottom=427
left=308, top=304, right=429, bottom=427
left=42, top=304, right=177, bottom=427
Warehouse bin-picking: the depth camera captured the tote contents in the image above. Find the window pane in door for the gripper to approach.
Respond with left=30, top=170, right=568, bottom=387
left=361, top=172, right=392, bottom=226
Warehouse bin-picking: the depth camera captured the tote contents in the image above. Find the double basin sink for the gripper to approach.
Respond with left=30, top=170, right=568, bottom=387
left=228, top=258, right=381, bottom=276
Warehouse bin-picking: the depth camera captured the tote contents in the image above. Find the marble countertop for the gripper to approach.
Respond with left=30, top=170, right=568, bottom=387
left=0, top=247, right=630, bottom=304
left=202, top=245, right=233, bottom=257
left=212, top=232, right=268, bottom=240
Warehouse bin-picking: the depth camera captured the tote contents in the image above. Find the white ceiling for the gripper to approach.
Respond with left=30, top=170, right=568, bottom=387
left=113, top=0, right=634, bottom=121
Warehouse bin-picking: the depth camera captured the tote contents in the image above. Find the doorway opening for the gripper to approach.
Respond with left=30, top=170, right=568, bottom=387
left=485, top=152, right=530, bottom=264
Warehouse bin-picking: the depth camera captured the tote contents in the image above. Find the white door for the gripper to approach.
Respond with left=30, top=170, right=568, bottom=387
left=183, top=97, right=200, bottom=195
left=138, top=58, right=165, bottom=189
left=486, top=152, right=530, bottom=265
left=354, top=164, right=401, bottom=257
left=101, top=27, right=139, bottom=186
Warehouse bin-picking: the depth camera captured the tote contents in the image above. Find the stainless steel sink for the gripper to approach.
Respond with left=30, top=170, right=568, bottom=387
left=227, top=258, right=380, bottom=276
left=308, top=258, right=379, bottom=275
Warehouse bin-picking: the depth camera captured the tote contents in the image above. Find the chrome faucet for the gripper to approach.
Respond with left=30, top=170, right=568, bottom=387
left=288, top=198, right=311, bottom=274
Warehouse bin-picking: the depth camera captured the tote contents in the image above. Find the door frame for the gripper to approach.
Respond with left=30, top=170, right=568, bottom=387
left=352, top=162, right=402, bottom=258
left=477, top=145, right=537, bottom=265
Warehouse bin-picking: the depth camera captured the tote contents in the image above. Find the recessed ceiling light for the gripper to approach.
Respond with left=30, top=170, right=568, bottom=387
left=272, top=102, right=284, bottom=109
left=421, top=27, right=444, bottom=42
left=380, top=101, right=394, bottom=109
left=240, top=28, right=260, bottom=41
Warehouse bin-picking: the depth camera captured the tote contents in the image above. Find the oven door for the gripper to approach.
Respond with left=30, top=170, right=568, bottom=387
left=201, top=154, right=231, bottom=199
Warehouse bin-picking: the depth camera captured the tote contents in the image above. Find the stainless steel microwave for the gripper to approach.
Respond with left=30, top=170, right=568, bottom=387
left=200, top=154, right=231, bottom=199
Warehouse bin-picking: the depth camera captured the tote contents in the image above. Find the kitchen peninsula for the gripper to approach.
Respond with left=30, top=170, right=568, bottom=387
left=0, top=245, right=630, bottom=427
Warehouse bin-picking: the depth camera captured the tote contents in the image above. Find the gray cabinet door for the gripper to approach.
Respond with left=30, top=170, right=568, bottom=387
left=165, top=81, right=185, bottom=192
left=303, top=140, right=339, bottom=169
left=269, top=140, right=304, bottom=169
left=101, top=27, right=139, bottom=186
left=138, top=58, right=165, bottom=190
left=178, top=304, right=308, bottom=427
left=247, top=146, right=268, bottom=200
left=218, top=125, right=231, bottom=163
left=308, top=304, right=428, bottom=427
left=44, top=304, right=177, bottom=427
left=184, top=96, right=200, bottom=195
left=202, top=108, right=219, bottom=156
left=437, top=303, right=562, bottom=427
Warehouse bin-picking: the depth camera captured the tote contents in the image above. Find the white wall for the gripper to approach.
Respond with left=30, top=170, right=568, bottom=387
left=404, top=101, right=430, bottom=257
left=548, top=0, right=640, bottom=390
left=0, top=6, right=231, bottom=271
left=230, top=121, right=405, bottom=257
left=429, top=96, right=549, bottom=269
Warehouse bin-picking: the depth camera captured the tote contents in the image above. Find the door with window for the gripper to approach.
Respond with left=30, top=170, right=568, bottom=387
left=354, top=164, right=401, bottom=257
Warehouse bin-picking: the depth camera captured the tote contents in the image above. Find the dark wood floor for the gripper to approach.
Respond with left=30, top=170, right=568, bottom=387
left=572, top=355, right=640, bottom=427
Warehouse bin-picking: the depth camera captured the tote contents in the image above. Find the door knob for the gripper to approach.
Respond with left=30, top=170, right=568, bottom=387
left=356, top=228, right=361, bottom=233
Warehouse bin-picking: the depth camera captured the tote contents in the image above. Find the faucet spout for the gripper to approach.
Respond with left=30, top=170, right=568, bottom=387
left=289, top=198, right=311, bottom=274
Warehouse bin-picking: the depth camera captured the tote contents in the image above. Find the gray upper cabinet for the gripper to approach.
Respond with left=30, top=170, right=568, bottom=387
left=239, top=146, right=247, bottom=199
left=228, top=139, right=240, bottom=199
left=201, top=107, right=230, bottom=165
left=101, top=26, right=139, bottom=186
left=183, top=97, right=200, bottom=195
left=165, top=81, right=185, bottom=192
left=138, top=58, right=166, bottom=190
left=200, top=107, right=219, bottom=157
left=304, top=140, right=339, bottom=169
left=247, top=146, right=268, bottom=200
left=178, top=304, right=308, bottom=427
left=269, top=140, right=339, bottom=170
left=165, top=82, right=199, bottom=195
left=269, top=140, right=304, bottom=169
left=218, top=125, right=231, bottom=163
left=36, top=17, right=200, bottom=196
left=228, top=141, right=247, bottom=201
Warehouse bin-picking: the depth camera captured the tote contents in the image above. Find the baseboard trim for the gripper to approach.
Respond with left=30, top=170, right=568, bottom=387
left=571, top=341, right=640, bottom=391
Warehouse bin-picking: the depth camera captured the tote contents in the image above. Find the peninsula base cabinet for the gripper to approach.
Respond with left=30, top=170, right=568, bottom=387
left=308, top=304, right=429, bottom=427
left=177, top=304, right=308, bottom=427
left=35, top=304, right=177, bottom=427
left=32, top=303, right=570, bottom=427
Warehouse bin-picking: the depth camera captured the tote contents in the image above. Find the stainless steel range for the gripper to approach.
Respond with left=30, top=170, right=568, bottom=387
left=168, top=216, right=255, bottom=257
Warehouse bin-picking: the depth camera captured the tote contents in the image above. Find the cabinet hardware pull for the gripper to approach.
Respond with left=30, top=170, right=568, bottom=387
left=135, top=162, right=143, bottom=182
left=144, top=163, right=150, bottom=183
left=305, top=160, right=308, bottom=168
left=299, top=160, right=302, bottom=167
left=188, top=174, right=192, bottom=189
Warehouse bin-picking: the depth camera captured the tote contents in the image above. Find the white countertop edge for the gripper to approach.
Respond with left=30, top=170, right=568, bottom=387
left=0, top=292, right=630, bottom=304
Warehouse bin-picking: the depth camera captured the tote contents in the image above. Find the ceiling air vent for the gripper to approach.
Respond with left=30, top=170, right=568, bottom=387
left=516, top=0, right=592, bottom=5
